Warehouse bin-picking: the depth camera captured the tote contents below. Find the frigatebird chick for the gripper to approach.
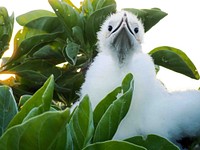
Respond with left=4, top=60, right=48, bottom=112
left=80, top=11, right=200, bottom=147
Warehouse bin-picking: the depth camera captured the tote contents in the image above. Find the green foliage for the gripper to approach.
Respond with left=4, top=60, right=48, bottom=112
left=0, top=0, right=200, bottom=149
left=7, top=75, right=54, bottom=129
left=0, top=74, right=179, bottom=149
left=0, top=85, right=17, bottom=136
left=0, top=7, right=14, bottom=58
left=0, top=0, right=173, bottom=106
left=125, top=134, right=179, bottom=150
left=69, top=96, right=94, bottom=150
left=0, top=109, right=70, bottom=150
left=93, top=74, right=133, bottom=142
left=124, top=8, right=168, bottom=32
left=149, top=46, right=200, bottom=79
left=83, top=140, right=146, bottom=150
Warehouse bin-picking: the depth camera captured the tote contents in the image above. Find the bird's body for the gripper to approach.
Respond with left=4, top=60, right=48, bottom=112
left=80, top=11, right=200, bottom=145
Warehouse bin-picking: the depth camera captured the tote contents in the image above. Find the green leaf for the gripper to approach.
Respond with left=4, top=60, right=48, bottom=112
left=7, top=75, right=54, bottom=128
left=83, top=140, right=146, bottom=150
left=82, top=0, right=94, bottom=15
left=0, top=86, right=17, bottom=136
left=7, top=60, right=61, bottom=81
left=85, top=4, right=116, bottom=45
left=62, top=0, right=81, bottom=13
left=24, top=16, right=64, bottom=33
left=0, top=7, right=14, bottom=57
left=51, top=124, right=73, bottom=150
left=0, top=109, right=70, bottom=150
left=149, top=46, right=200, bottom=79
left=93, top=87, right=121, bottom=128
left=16, top=10, right=56, bottom=26
left=49, top=0, right=83, bottom=38
left=93, top=73, right=134, bottom=142
left=125, top=134, right=179, bottom=150
left=32, top=41, right=65, bottom=64
left=18, top=95, right=32, bottom=108
left=7, top=30, right=62, bottom=66
left=124, top=8, right=167, bottom=32
left=92, top=0, right=116, bottom=11
left=64, top=41, right=80, bottom=65
left=69, top=95, right=94, bottom=150
left=72, top=26, right=85, bottom=47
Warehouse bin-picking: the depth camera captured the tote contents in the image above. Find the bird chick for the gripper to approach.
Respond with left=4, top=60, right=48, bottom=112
left=80, top=11, right=200, bottom=146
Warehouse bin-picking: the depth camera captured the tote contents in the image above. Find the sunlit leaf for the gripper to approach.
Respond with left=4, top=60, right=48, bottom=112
left=49, top=0, right=83, bottom=38
left=24, top=16, right=64, bottom=33
left=16, top=10, right=56, bottom=26
left=0, top=86, right=17, bottom=136
left=149, top=46, right=200, bottom=79
left=7, top=60, right=61, bottom=80
left=82, top=0, right=94, bottom=15
left=7, top=30, right=62, bottom=66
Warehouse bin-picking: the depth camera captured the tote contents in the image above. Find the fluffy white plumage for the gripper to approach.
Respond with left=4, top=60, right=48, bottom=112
left=80, top=11, right=200, bottom=144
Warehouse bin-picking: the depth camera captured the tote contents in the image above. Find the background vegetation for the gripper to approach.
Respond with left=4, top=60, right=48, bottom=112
left=0, top=0, right=199, bottom=149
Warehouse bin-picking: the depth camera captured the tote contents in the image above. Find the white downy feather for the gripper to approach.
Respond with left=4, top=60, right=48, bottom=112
left=80, top=11, right=200, bottom=145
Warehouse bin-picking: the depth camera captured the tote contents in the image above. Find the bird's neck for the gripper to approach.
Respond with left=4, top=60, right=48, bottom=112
left=115, top=47, right=142, bottom=67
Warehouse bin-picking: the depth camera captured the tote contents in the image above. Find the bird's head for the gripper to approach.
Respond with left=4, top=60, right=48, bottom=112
left=97, top=11, right=144, bottom=63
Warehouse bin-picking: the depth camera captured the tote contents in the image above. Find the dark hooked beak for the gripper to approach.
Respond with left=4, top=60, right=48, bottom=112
left=111, top=13, right=135, bottom=36
left=111, top=13, right=135, bottom=63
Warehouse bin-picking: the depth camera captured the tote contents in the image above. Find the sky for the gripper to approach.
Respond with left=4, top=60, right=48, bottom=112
left=1, top=0, right=200, bottom=91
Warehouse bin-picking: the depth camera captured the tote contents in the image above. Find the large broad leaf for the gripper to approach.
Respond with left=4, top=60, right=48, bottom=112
left=52, top=124, right=73, bottom=150
left=32, top=41, right=65, bottom=64
left=64, top=40, right=80, bottom=65
left=92, top=0, right=116, bottom=11
left=69, top=95, right=94, bottom=150
left=49, top=0, right=83, bottom=38
left=72, top=26, right=85, bottom=47
left=93, top=87, right=121, bottom=128
left=23, top=16, right=64, bottom=33
left=0, top=109, right=70, bottom=150
left=125, top=134, right=179, bottom=150
left=124, top=8, right=167, bottom=32
left=7, top=75, right=54, bottom=129
left=0, top=86, right=18, bottom=136
left=0, top=7, right=14, bottom=57
left=93, top=74, right=134, bottom=142
left=6, top=30, right=62, bottom=67
left=6, top=60, right=61, bottom=81
left=85, top=4, right=116, bottom=45
left=83, top=140, right=146, bottom=150
left=82, top=0, right=94, bottom=15
left=16, top=10, right=56, bottom=26
left=149, top=46, right=200, bottom=79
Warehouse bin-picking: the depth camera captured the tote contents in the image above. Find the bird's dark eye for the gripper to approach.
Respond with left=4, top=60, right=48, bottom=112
left=108, top=25, right=113, bottom=31
left=134, top=27, right=139, bottom=34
